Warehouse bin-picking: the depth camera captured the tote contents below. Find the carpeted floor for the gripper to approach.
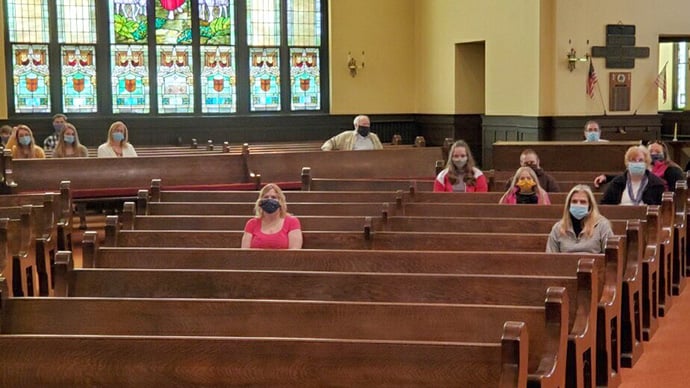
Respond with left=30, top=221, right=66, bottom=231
left=620, top=283, right=690, bottom=387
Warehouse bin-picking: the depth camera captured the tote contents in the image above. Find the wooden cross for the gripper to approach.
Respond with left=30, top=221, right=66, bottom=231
left=591, top=24, right=649, bottom=69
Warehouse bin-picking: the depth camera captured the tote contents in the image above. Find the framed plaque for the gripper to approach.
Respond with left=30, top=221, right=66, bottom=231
left=609, top=72, right=631, bottom=111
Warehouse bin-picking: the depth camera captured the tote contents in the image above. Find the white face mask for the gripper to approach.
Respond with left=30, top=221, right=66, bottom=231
left=452, top=157, right=467, bottom=169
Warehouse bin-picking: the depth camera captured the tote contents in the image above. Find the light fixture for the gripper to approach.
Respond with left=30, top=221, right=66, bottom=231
left=347, top=51, right=365, bottom=77
left=566, top=39, right=590, bottom=71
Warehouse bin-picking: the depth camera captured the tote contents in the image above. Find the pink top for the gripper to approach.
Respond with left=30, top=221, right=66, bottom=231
left=244, top=215, right=302, bottom=249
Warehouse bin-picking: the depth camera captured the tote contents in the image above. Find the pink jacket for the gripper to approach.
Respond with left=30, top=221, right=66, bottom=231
left=500, top=187, right=551, bottom=204
left=433, top=167, right=488, bottom=192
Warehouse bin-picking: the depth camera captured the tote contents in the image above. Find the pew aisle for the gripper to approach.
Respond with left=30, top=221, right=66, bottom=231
left=620, top=286, right=690, bottom=387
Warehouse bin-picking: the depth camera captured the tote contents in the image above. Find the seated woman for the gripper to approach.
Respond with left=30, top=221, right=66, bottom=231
left=97, top=121, right=138, bottom=157
left=547, top=184, right=614, bottom=253
left=600, top=145, right=664, bottom=205
left=499, top=166, right=551, bottom=204
left=52, top=123, right=89, bottom=158
left=594, top=140, right=683, bottom=192
left=10, top=124, right=45, bottom=159
left=433, top=139, right=488, bottom=192
left=241, top=183, right=303, bottom=249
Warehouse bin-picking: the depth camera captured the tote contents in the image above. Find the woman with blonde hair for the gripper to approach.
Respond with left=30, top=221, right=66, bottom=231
left=52, top=123, right=89, bottom=158
left=241, top=183, right=303, bottom=249
left=97, top=121, right=137, bottom=157
left=600, top=145, right=664, bottom=205
left=546, top=184, right=613, bottom=253
left=10, top=124, right=45, bottom=159
left=499, top=166, right=551, bottom=204
left=433, top=140, right=488, bottom=192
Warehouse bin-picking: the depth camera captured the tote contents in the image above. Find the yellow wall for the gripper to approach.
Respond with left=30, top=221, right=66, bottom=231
left=328, top=0, right=416, bottom=114
left=0, top=3, right=7, bottom=120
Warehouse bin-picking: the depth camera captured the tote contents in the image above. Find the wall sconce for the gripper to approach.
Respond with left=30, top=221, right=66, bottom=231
left=347, top=51, right=365, bottom=77
left=566, top=39, right=589, bottom=72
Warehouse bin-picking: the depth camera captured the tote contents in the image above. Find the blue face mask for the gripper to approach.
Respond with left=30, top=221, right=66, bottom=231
left=112, top=132, right=125, bottom=142
left=53, top=123, right=64, bottom=132
left=628, top=162, right=647, bottom=176
left=585, top=131, right=600, bottom=142
left=18, top=135, right=32, bottom=146
left=63, top=135, right=75, bottom=144
left=569, top=204, right=589, bottom=220
left=259, top=198, right=281, bottom=214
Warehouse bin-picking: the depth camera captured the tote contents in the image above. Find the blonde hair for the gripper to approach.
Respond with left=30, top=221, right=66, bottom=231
left=559, top=185, right=602, bottom=238
left=107, top=121, right=130, bottom=145
left=53, top=123, right=86, bottom=157
left=253, top=183, right=288, bottom=218
left=444, top=140, right=478, bottom=186
left=499, top=166, right=546, bottom=203
left=624, top=145, right=651, bottom=167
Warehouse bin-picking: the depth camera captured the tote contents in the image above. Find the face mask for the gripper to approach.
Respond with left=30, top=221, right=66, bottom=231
left=1, top=135, right=9, bottom=145
left=357, top=126, right=370, bottom=137
left=452, top=157, right=467, bottom=169
left=112, top=132, right=125, bottom=142
left=650, top=153, right=664, bottom=163
left=259, top=198, right=281, bottom=214
left=569, top=204, right=589, bottom=220
left=19, top=135, right=32, bottom=146
left=516, top=178, right=536, bottom=191
left=627, top=162, right=647, bottom=176
left=64, top=135, right=75, bottom=144
left=53, top=123, right=64, bottom=132
left=585, top=131, right=600, bottom=142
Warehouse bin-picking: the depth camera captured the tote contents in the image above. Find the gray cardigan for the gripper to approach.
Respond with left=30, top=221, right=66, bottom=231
left=546, top=216, right=614, bottom=253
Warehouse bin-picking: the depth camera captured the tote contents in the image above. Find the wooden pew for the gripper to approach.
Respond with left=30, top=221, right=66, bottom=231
left=491, top=141, right=640, bottom=171
left=54, top=250, right=595, bottom=387
left=0, top=327, right=529, bottom=387
left=1, top=277, right=567, bottom=387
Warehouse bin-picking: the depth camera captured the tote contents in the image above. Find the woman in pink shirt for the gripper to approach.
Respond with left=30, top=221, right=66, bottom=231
left=241, top=183, right=303, bottom=249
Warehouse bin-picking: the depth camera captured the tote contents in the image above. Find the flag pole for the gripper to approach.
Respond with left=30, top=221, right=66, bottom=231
left=632, top=60, right=669, bottom=115
left=596, top=77, right=607, bottom=116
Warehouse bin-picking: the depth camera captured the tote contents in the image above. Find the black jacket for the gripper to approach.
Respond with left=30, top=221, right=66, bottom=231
left=600, top=170, right=665, bottom=205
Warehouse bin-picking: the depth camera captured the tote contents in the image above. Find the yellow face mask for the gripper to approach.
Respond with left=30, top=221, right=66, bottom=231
left=516, top=178, right=536, bottom=192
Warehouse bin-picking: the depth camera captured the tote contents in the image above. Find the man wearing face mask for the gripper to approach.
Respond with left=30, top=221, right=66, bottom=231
left=504, top=149, right=560, bottom=192
left=320, top=115, right=383, bottom=151
left=600, top=145, right=664, bottom=205
left=582, top=120, right=609, bottom=142
left=43, top=113, right=68, bottom=153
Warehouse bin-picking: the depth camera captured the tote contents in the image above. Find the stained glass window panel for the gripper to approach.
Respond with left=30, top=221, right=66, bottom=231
left=155, top=0, right=192, bottom=44
left=157, top=45, right=194, bottom=113
left=12, top=44, right=51, bottom=113
left=7, top=0, right=49, bottom=43
left=247, top=0, right=280, bottom=46
left=199, top=0, right=235, bottom=45
left=111, top=45, right=150, bottom=114
left=249, top=47, right=280, bottom=111
left=201, top=46, right=236, bottom=113
left=290, top=48, right=319, bottom=110
left=110, top=0, right=149, bottom=44
left=61, top=46, right=97, bottom=113
left=57, top=0, right=97, bottom=43
left=287, top=0, right=320, bottom=46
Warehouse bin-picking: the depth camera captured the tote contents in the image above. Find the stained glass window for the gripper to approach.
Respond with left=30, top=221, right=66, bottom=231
left=110, top=0, right=148, bottom=44
left=247, top=0, right=280, bottom=46
left=250, top=47, right=281, bottom=111
left=199, top=0, right=235, bottom=45
left=201, top=46, right=236, bottom=113
left=111, top=45, right=150, bottom=114
left=6, top=0, right=49, bottom=43
left=62, top=46, right=98, bottom=113
left=157, top=45, right=194, bottom=113
left=155, top=1, right=192, bottom=44
left=12, top=44, right=51, bottom=113
left=4, top=1, right=326, bottom=116
left=57, top=0, right=97, bottom=43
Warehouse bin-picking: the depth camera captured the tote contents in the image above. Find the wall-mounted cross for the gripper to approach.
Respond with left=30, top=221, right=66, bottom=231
left=591, top=24, right=649, bottom=69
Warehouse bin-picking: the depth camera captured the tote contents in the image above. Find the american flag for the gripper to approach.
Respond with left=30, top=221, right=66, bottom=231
left=587, top=60, right=598, bottom=99
left=655, top=63, right=667, bottom=103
